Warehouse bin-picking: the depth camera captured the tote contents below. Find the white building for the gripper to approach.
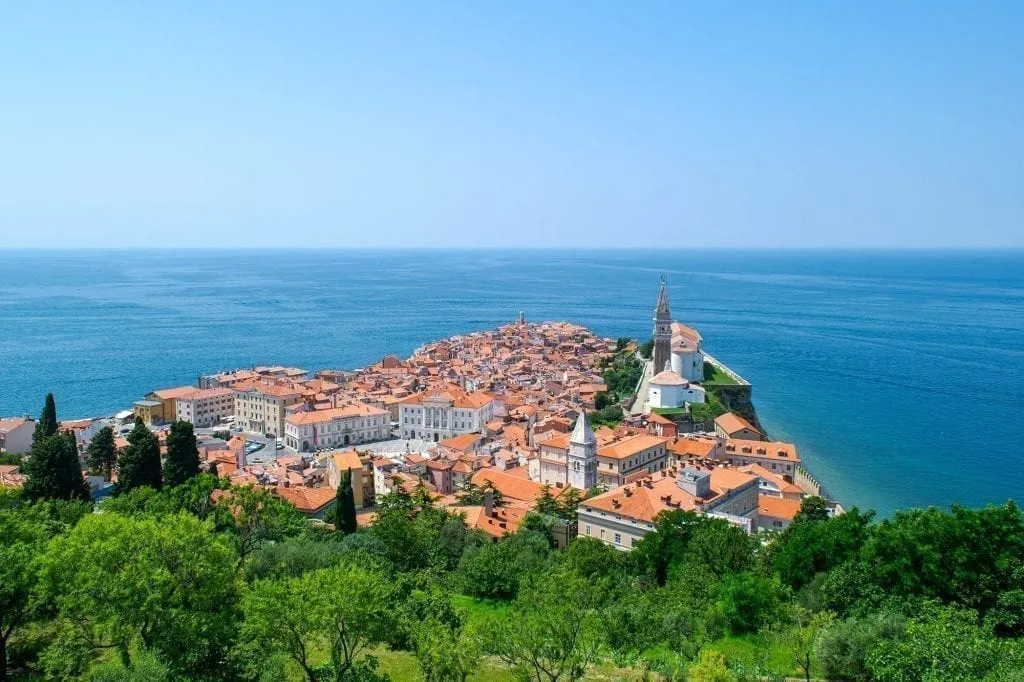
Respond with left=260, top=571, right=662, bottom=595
left=285, top=402, right=390, bottom=452
left=176, top=388, right=235, bottom=427
left=648, top=364, right=706, bottom=408
left=399, top=384, right=496, bottom=442
left=0, top=417, right=35, bottom=454
left=670, top=322, right=705, bottom=383
left=232, top=382, right=303, bottom=437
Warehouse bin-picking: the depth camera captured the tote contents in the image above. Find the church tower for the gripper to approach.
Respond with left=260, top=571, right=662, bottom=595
left=567, top=410, right=597, bottom=490
left=653, top=277, right=672, bottom=375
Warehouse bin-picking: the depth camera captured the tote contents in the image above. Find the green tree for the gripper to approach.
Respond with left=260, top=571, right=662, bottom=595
left=116, top=418, right=162, bottom=494
left=815, top=611, right=907, bottom=682
left=37, top=512, right=240, bottom=679
left=485, top=566, right=609, bottom=681
left=630, top=509, right=705, bottom=585
left=864, top=603, right=1013, bottom=682
left=85, top=426, right=118, bottom=481
left=458, top=530, right=552, bottom=599
left=779, top=607, right=834, bottom=682
left=241, top=562, right=396, bottom=681
left=687, top=650, right=737, bottom=682
left=557, top=487, right=583, bottom=523
left=558, top=537, right=623, bottom=580
left=82, top=650, right=170, bottom=682
left=244, top=536, right=349, bottom=582
left=32, top=393, right=58, bottom=446
left=162, top=421, right=200, bottom=487
left=410, top=614, right=481, bottom=682
left=639, top=339, right=655, bottom=360
left=793, top=495, right=830, bottom=523
left=455, top=479, right=484, bottom=506
left=768, top=508, right=874, bottom=591
left=0, top=508, right=48, bottom=682
left=859, top=502, right=1024, bottom=617
left=329, top=469, right=358, bottom=535
left=718, top=572, right=787, bottom=634
left=214, top=484, right=306, bottom=570
left=22, top=431, right=90, bottom=502
left=534, top=484, right=560, bottom=517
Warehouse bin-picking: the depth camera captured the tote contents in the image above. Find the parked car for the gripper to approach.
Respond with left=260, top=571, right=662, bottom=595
left=275, top=442, right=284, bottom=450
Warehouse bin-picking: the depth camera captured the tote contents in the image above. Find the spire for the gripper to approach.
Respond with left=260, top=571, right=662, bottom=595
left=570, top=411, right=596, bottom=445
left=655, top=276, right=671, bottom=316
left=664, top=359, right=673, bottom=373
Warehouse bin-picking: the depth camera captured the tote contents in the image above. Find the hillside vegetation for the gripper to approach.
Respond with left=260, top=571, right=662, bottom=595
left=2, top=471, right=1023, bottom=681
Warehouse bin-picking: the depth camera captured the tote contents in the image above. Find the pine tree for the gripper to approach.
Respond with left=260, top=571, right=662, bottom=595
left=22, top=431, right=90, bottom=502
left=32, top=393, right=58, bottom=446
left=163, top=421, right=200, bottom=487
left=331, top=469, right=358, bottom=535
left=535, top=484, right=560, bottom=517
left=116, top=418, right=162, bottom=494
left=85, top=426, right=118, bottom=481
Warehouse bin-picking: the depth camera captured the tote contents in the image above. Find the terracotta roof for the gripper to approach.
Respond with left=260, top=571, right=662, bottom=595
left=759, top=495, right=802, bottom=520
left=738, top=464, right=804, bottom=496
left=459, top=504, right=529, bottom=537
left=715, top=412, right=762, bottom=437
left=233, top=381, right=302, bottom=398
left=470, top=466, right=560, bottom=503
left=286, top=403, right=387, bottom=425
left=650, top=370, right=689, bottom=386
left=330, top=450, right=366, bottom=475
left=598, top=434, right=668, bottom=461
left=151, top=386, right=200, bottom=400
left=273, top=485, right=336, bottom=513
left=724, top=439, right=799, bottom=463
left=0, top=417, right=30, bottom=433
left=581, top=467, right=757, bottom=523
left=666, top=436, right=718, bottom=460
left=439, top=433, right=482, bottom=451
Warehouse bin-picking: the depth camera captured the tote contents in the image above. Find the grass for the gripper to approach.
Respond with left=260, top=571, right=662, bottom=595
left=708, top=633, right=798, bottom=677
left=451, top=593, right=511, bottom=626
left=651, top=406, right=687, bottom=416
left=702, top=362, right=738, bottom=385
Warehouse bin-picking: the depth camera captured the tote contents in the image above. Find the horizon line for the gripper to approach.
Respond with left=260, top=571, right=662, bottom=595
left=3, top=245, right=1024, bottom=252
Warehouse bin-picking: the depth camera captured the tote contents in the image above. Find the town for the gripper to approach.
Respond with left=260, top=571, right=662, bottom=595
left=1, top=280, right=832, bottom=543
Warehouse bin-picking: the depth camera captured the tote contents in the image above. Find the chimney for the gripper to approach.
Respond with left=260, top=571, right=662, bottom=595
left=484, top=489, right=494, bottom=518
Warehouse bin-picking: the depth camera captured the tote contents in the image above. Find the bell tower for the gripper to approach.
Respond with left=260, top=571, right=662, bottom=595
left=567, top=411, right=597, bottom=490
left=653, top=276, right=672, bottom=375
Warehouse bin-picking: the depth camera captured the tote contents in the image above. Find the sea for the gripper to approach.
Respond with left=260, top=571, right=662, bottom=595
left=1, top=249, right=1022, bottom=517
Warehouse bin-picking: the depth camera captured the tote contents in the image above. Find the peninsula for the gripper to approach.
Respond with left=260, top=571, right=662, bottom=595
left=2, top=280, right=1021, bottom=682
left=2, top=280, right=827, bottom=534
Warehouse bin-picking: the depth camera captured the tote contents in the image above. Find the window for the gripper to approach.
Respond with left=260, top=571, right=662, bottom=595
left=614, top=533, right=622, bottom=545
left=585, top=524, right=591, bottom=536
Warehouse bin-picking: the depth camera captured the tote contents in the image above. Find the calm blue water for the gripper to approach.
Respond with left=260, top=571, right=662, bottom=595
left=1, top=249, right=1022, bottom=516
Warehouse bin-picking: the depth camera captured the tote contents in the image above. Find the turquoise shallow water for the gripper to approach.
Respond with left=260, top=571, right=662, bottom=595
left=1, top=249, right=1022, bottom=516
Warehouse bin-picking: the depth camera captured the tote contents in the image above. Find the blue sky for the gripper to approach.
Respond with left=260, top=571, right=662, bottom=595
left=1, top=1, right=1021, bottom=248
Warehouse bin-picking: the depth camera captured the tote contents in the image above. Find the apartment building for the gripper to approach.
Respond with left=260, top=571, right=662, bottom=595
left=283, top=402, right=389, bottom=452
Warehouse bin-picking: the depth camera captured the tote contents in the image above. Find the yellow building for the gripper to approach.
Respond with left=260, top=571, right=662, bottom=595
left=326, top=449, right=375, bottom=509
left=134, top=386, right=199, bottom=425
left=133, top=400, right=166, bottom=424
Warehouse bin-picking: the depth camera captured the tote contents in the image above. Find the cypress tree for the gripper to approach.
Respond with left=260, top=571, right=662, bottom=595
left=331, top=469, right=358, bottom=535
left=85, top=426, right=118, bottom=481
left=163, top=421, right=200, bottom=487
left=22, top=431, right=91, bottom=502
left=116, top=417, right=162, bottom=494
left=32, top=393, right=58, bottom=446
